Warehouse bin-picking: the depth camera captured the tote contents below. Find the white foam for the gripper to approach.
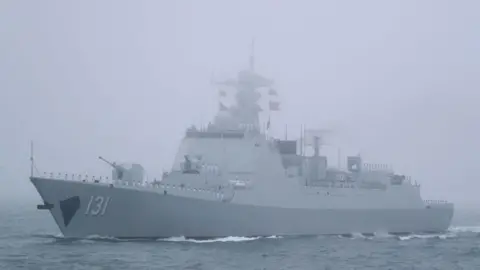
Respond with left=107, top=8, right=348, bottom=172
left=449, top=226, right=480, bottom=233
left=158, top=235, right=282, bottom=243
left=397, top=233, right=455, bottom=241
left=266, top=235, right=283, bottom=239
left=159, top=236, right=261, bottom=243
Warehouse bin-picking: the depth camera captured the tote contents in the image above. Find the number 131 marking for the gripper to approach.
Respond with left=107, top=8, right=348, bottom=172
left=85, top=196, right=111, bottom=216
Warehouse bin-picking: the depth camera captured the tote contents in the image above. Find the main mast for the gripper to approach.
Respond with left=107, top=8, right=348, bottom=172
left=213, top=39, right=279, bottom=133
left=249, top=38, right=255, bottom=72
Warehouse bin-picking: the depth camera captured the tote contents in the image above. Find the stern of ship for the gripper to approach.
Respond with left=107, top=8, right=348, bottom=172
left=423, top=199, right=454, bottom=232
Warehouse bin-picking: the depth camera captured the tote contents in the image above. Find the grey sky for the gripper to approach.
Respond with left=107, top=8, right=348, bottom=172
left=1, top=0, right=479, bottom=206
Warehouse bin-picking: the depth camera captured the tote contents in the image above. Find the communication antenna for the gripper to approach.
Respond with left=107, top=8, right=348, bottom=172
left=30, top=140, right=34, bottom=178
left=337, top=148, right=341, bottom=169
left=249, top=37, right=255, bottom=71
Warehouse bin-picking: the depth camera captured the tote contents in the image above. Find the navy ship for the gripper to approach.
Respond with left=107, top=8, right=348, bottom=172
left=30, top=46, right=454, bottom=238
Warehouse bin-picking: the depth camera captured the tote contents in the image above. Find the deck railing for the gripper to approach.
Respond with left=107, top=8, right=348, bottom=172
left=35, top=171, right=231, bottom=201
left=424, top=200, right=449, bottom=204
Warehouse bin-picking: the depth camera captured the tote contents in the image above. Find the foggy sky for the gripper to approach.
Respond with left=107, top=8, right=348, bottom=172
left=1, top=0, right=479, bottom=206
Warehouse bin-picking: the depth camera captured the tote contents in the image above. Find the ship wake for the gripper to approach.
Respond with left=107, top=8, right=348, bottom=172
left=158, top=236, right=258, bottom=243
left=333, top=226, right=480, bottom=241
left=34, top=234, right=283, bottom=244
left=158, top=235, right=282, bottom=243
left=32, top=226, right=480, bottom=243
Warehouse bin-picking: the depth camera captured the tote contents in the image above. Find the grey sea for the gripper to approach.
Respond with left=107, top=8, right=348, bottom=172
left=1, top=202, right=480, bottom=270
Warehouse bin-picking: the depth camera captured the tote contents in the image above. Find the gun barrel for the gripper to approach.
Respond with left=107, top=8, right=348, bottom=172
left=98, top=156, right=116, bottom=168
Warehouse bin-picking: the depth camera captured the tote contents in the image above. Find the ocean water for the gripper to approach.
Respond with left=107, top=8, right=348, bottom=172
left=1, top=204, right=480, bottom=270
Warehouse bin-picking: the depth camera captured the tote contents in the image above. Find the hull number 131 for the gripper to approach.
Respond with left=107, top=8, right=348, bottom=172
left=85, top=195, right=111, bottom=216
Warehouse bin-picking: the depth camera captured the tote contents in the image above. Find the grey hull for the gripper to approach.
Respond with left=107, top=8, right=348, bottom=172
left=31, top=177, right=454, bottom=238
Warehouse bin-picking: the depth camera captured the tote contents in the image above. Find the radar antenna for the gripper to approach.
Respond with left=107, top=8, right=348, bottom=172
left=30, top=140, right=34, bottom=178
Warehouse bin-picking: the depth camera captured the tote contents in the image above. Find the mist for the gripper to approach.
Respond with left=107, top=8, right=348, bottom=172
left=1, top=0, right=479, bottom=207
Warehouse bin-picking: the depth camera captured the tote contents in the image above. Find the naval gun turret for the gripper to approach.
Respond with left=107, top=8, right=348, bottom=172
left=98, top=156, right=145, bottom=185
left=180, top=155, right=202, bottom=174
